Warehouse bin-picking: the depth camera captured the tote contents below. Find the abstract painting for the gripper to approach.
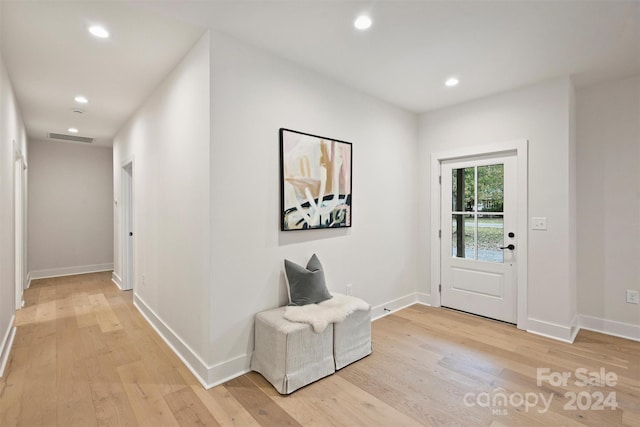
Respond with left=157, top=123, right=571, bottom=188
left=280, top=128, right=352, bottom=231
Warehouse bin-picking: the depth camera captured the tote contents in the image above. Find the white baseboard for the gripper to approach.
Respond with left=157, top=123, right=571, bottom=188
left=111, top=272, right=123, bottom=290
left=133, top=294, right=250, bottom=389
left=26, top=272, right=32, bottom=289
left=527, top=317, right=576, bottom=343
left=415, top=292, right=432, bottom=306
left=371, top=293, right=421, bottom=321
left=0, top=316, right=16, bottom=377
left=578, top=315, right=640, bottom=342
left=205, top=354, right=252, bottom=389
left=133, top=294, right=211, bottom=388
left=28, top=263, right=114, bottom=283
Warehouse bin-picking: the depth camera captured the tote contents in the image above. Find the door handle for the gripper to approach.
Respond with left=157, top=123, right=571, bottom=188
left=499, top=244, right=515, bottom=250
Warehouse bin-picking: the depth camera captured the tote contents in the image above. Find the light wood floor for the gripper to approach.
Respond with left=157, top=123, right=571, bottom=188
left=1, top=272, right=638, bottom=426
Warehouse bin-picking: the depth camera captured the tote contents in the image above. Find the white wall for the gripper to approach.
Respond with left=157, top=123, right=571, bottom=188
left=0, top=49, right=27, bottom=375
left=418, top=78, right=577, bottom=340
left=112, top=29, right=418, bottom=386
left=28, top=139, right=113, bottom=278
left=576, top=75, right=640, bottom=333
left=207, top=32, right=418, bottom=383
left=113, top=33, right=211, bottom=371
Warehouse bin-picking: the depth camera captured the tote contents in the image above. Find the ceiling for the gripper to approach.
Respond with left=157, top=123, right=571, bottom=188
left=2, top=1, right=639, bottom=147
left=0, top=1, right=205, bottom=146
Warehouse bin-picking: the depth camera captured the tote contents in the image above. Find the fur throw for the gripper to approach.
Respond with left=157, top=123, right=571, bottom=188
left=284, top=293, right=370, bottom=333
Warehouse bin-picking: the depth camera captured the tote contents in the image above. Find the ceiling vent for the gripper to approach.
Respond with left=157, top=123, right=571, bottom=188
left=48, top=132, right=94, bottom=144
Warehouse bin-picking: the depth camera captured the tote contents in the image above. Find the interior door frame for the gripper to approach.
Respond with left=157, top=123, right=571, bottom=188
left=14, top=142, right=26, bottom=310
left=121, top=160, right=134, bottom=291
left=430, top=139, right=529, bottom=330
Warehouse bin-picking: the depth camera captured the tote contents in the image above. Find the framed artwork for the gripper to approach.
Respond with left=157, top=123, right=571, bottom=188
left=280, top=128, right=352, bottom=231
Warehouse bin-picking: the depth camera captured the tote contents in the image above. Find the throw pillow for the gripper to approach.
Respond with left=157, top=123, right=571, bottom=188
left=284, top=254, right=333, bottom=306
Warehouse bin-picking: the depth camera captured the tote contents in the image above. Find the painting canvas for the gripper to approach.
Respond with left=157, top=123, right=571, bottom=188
left=280, top=128, right=352, bottom=231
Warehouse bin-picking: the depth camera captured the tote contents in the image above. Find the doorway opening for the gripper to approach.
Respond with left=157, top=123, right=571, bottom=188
left=14, top=144, right=26, bottom=310
left=121, top=162, right=134, bottom=291
left=430, top=140, right=529, bottom=329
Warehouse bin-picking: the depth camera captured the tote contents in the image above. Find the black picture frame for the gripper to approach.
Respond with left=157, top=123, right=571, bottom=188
left=280, top=128, right=353, bottom=231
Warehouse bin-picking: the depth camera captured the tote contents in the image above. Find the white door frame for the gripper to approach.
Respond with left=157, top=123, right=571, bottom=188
left=14, top=143, right=26, bottom=310
left=430, top=139, right=529, bottom=330
left=121, top=161, right=134, bottom=291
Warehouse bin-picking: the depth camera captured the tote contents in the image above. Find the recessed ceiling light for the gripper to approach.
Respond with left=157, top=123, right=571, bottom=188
left=74, top=95, right=88, bottom=104
left=68, top=128, right=79, bottom=134
left=445, top=77, right=460, bottom=87
left=354, top=15, right=372, bottom=30
left=88, top=25, right=109, bottom=39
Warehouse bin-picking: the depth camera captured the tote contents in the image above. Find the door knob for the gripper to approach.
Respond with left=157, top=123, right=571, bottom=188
left=499, top=244, right=515, bottom=250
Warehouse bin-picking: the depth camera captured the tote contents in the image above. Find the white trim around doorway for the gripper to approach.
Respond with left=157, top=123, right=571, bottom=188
left=430, top=139, right=529, bottom=330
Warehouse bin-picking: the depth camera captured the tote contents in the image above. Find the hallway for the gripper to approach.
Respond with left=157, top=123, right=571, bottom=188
left=0, top=272, right=256, bottom=426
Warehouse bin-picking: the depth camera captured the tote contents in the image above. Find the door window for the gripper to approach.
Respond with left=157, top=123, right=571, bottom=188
left=451, top=164, right=504, bottom=263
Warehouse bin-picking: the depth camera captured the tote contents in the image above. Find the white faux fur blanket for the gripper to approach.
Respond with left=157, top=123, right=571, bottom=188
left=284, top=293, right=370, bottom=333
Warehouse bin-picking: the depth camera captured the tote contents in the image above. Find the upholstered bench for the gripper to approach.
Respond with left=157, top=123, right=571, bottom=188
left=334, top=305, right=372, bottom=370
left=250, top=307, right=336, bottom=394
left=252, top=254, right=372, bottom=394
left=251, top=298, right=372, bottom=394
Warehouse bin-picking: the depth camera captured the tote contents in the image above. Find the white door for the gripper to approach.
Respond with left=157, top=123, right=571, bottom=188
left=441, top=153, right=517, bottom=323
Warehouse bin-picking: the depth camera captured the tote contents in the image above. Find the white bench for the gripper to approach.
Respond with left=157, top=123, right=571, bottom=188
left=251, top=304, right=372, bottom=394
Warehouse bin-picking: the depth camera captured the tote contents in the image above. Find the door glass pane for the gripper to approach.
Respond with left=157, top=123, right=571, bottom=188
left=477, top=164, right=503, bottom=212
left=478, top=215, right=504, bottom=263
left=452, top=214, right=475, bottom=259
left=452, top=167, right=475, bottom=212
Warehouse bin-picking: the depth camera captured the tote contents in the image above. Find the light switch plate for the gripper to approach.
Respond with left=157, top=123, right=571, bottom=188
left=532, top=217, right=547, bottom=230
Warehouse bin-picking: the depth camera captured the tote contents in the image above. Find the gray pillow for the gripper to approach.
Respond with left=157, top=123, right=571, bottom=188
left=284, top=254, right=333, bottom=306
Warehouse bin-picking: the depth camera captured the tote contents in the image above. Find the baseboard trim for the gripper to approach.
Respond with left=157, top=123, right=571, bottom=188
left=371, top=293, right=420, bottom=321
left=569, top=314, right=580, bottom=343
left=205, top=354, right=252, bottom=389
left=133, top=294, right=212, bottom=388
left=133, top=295, right=252, bottom=389
left=415, top=292, right=432, bottom=306
left=578, top=315, right=640, bottom=342
left=29, top=263, right=114, bottom=282
left=26, top=272, right=32, bottom=289
left=0, top=316, right=16, bottom=377
left=527, top=317, right=576, bottom=343
left=111, top=272, right=123, bottom=290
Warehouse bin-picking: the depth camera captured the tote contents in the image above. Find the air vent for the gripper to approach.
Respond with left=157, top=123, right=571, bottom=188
left=48, top=132, right=94, bottom=144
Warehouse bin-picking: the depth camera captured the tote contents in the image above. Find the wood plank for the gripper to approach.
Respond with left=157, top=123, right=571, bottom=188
left=225, top=375, right=302, bottom=426
left=88, top=293, right=122, bottom=333
left=18, top=359, right=57, bottom=426
left=176, top=364, right=260, bottom=427
left=87, top=353, right=139, bottom=427
left=117, top=361, right=180, bottom=427
left=249, top=371, right=423, bottom=427
left=73, top=292, right=98, bottom=328
left=164, top=387, right=221, bottom=427
left=56, top=295, right=98, bottom=427
left=195, top=386, right=261, bottom=427
left=0, top=346, right=29, bottom=426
